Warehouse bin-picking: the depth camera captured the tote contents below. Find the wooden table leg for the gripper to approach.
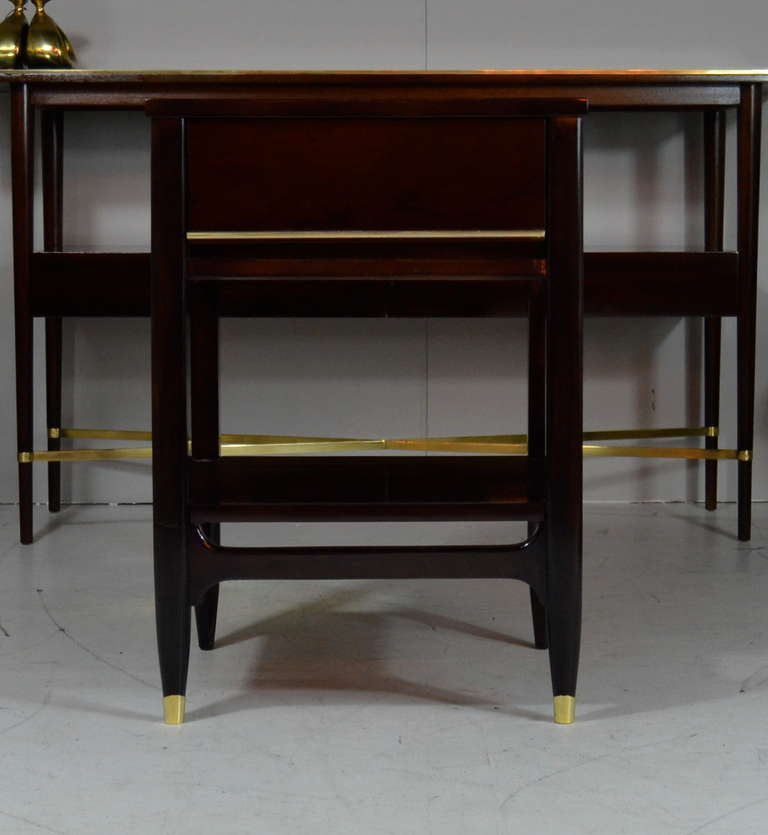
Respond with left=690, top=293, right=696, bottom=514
left=704, top=110, right=725, bottom=512
left=546, top=116, right=583, bottom=723
left=152, top=115, right=191, bottom=723
left=528, top=281, right=548, bottom=649
left=736, top=85, right=761, bottom=542
left=190, top=283, right=221, bottom=652
left=11, top=83, right=35, bottom=544
left=42, top=111, right=64, bottom=514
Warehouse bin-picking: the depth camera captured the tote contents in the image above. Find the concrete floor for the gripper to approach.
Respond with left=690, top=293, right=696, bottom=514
left=0, top=502, right=767, bottom=834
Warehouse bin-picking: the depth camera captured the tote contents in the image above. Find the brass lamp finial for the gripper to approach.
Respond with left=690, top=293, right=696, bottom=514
left=25, top=0, right=76, bottom=68
left=0, top=0, right=28, bottom=68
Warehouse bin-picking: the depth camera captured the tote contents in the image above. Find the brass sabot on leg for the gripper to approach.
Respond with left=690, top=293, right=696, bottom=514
left=163, top=695, right=186, bottom=725
left=553, top=695, right=575, bottom=724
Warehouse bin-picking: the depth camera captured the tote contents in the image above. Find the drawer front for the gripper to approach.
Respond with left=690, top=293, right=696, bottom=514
left=185, top=117, right=546, bottom=234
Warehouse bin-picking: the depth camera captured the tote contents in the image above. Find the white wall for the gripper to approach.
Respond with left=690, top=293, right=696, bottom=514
left=0, top=0, right=766, bottom=506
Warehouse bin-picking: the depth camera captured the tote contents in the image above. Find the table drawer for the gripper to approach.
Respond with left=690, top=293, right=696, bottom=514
left=185, top=117, right=547, bottom=235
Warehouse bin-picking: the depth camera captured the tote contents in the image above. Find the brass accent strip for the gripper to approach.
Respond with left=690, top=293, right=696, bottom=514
left=388, top=438, right=529, bottom=454
left=398, top=432, right=528, bottom=444
left=391, top=439, right=744, bottom=459
left=187, top=229, right=546, bottom=242
left=554, top=695, right=575, bottom=725
left=218, top=433, right=361, bottom=444
left=54, top=426, right=715, bottom=444
left=163, top=695, right=185, bottom=725
left=582, top=445, right=743, bottom=461
left=436, top=428, right=716, bottom=443
left=583, top=427, right=710, bottom=441
left=21, top=448, right=153, bottom=462
left=57, top=428, right=380, bottom=443
left=59, top=427, right=152, bottom=441
left=18, top=431, right=752, bottom=464
left=220, top=440, right=386, bottom=456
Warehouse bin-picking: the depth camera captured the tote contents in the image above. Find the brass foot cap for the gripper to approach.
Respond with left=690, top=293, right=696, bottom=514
left=553, top=695, right=575, bottom=724
left=163, top=695, right=186, bottom=725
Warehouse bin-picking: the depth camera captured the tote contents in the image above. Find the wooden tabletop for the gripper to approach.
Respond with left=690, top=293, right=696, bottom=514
left=1, top=69, right=768, bottom=85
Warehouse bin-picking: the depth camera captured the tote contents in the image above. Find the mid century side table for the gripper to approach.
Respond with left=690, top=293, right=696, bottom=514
left=144, top=91, right=586, bottom=723
left=0, top=70, right=764, bottom=541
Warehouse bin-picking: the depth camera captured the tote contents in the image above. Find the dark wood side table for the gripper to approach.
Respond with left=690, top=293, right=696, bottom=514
left=145, top=92, right=586, bottom=724
left=1, top=69, right=764, bottom=542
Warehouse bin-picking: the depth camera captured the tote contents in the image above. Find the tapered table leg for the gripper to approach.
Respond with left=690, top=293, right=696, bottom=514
left=546, top=115, right=583, bottom=723
left=155, top=523, right=191, bottom=725
left=528, top=283, right=548, bottom=649
left=190, top=284, right=221, bottom=652
left=736, top=86, right=761, bottom=542
left=11, top=84, right=35, bottom=544
left=703, top=110, right=725, bottom=512
left=194, top=576, right=220, bottom=652
left=42, top=111, right=64, bottom=513
left=152, top=115, right=192, bottom=722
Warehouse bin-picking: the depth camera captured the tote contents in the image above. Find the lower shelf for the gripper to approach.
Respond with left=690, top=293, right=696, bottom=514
left=190, top=501, right=543, bottom=523
left=188, top=455, right=543, bottom=523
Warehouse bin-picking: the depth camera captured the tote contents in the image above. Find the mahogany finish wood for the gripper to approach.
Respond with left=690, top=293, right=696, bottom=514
left=704, top=110, right=726, bottom=511
left=544, top=115, right=584, bottom=702
left=30, top=252, right=152, bottom=316
left=187, top=455, right=535, bottom=508
left=150, top=115, right=190, bottom=703
left=189, top=503, right=544, bottom=524
left=736, top=85, right=762, bottom=541
left=6, top=69, right=767, bottom=83
left=147, top=93, right=585, bottom=716
left=150, top=94, right=591, bottom=118
left=42, top=110, right=64, bottom=514
left=187, top=536, right=546, bottom=606
left=187, top=244, right=547, bottom=275
left=188, top=283, right=221, bottom=650
left=2, top=69, right=764, bottom=544
left=528, top=282, right=548, bottom=649
left=583, top=252, right=739, bottom=316
left=186, top=117, right=546, bottom=233
left=29, top=84, right=742, bottom=112
left=27, top=250, right=739, bottom=317
left=10, top=83, right=35, bottom=545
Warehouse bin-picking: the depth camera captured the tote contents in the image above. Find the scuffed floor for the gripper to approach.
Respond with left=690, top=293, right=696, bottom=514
left=0, top=503, right=766, bottom=834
